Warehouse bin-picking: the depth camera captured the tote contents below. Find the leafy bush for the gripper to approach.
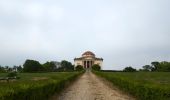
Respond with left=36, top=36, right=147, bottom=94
left=92, top=64, right=101, bottom=71
left=7, top=72, right=17, bottom=77
left=123, top=66, right=136, bottom=72
left=75, top=65, right=84, bottom=71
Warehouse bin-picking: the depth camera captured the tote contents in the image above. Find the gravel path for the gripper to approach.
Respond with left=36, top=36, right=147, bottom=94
left=50, top=71, right=135, bottom=100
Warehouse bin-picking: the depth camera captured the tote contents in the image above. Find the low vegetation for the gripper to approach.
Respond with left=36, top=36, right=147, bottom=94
left=123, top=66, right=136, bottom=72
left=75, top=65, right=84, bottom=71
left=0, top=72, right=83, bottom=100
left=93, top=71, right=170, bottom=100
left=92, top=64, right=101, bottom=71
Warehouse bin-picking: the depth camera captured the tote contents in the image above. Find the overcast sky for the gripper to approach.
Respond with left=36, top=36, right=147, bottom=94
left=0, top=0, right=170, bottom=70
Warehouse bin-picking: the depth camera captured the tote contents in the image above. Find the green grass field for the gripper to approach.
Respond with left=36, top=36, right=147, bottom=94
left=94, top=71, right=170, bottom=100
left=0, top=72, right=82, bottom=100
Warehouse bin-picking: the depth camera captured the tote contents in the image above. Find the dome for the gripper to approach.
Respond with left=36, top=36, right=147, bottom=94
left=82, top=51, right=95, bottom=57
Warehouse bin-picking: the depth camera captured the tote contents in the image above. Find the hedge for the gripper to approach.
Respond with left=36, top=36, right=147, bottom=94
left=93, top=71, right=170, bottom=100
left=0, top=72, right=83, bottom=100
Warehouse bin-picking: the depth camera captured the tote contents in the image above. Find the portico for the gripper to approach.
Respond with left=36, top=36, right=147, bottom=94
left=83, top=60, right=94, bottom=68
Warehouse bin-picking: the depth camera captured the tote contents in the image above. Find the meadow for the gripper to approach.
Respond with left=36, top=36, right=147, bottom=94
left=94, top=71, right=170, bottom=100
left=0, top=72, right=82, bottom=100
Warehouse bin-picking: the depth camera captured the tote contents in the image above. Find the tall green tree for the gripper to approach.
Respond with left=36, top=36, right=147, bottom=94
left=23, top=59, right=43, bottom=72
left=43, top=61, right=56, bottom=71
left=60, top=60, right=74, bottom=71
left=151, top=61, right=160, bottom=71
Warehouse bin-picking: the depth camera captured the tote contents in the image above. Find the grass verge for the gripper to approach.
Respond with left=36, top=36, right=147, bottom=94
left=0, top=71, right=84, bottom=100
left=93, top=71, right=170, bottom=100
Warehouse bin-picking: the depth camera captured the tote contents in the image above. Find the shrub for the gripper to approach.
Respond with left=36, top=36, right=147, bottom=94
left=75, top=65, right=84, bottom=71
left=7, top=72, right=17, bottom=77
left=92, top=64, right=101, bottom=71
left=123, top=66, right=136, bottom=72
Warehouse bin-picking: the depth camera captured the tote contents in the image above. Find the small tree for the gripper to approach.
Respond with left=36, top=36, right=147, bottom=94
left=123, top=66, right=136, bottom=72
left=92, top=64, right=101, bottom=71
left=75, top=65, right=84, bottom=71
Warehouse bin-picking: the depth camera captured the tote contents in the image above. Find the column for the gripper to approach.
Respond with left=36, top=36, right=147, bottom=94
left=91, top=61, right=93, bottom=69
left=85, top=61, right=87, bottom=68
left=84, top=61, right=86, bottom=68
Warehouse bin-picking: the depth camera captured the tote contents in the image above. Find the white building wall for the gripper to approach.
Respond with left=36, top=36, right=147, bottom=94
left=74, top=60, right=83, bottom=67
left=94, top=60, right=103, bottom=69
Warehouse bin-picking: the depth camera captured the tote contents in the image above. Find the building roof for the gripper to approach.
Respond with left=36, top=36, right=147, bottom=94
left=74, top=57, right=103, bottom=61
left=95, top=58, right=103, bottom=61
left=74, top=57, right=83, bottom=60
left=74, top=51, right=103, bottom=61
left=82, top=51, right=95, bottom=57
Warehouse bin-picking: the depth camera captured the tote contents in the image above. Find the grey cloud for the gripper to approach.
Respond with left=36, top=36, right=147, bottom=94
left=0, top=0, right=170, bottom=70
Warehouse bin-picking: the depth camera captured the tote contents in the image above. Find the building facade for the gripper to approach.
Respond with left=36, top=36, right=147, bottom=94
left=74, top=51, right=103, bottom=69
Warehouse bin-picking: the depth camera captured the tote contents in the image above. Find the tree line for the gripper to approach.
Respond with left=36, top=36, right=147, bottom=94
left=23, top=59, right=75, bottom=72
left=0, top=59, right=101, bottom=73
left=0, top=59, right=76, bottom=73
left=123, top=61, right=170, bottom=72
left=0, top=65, right=22, bottom=73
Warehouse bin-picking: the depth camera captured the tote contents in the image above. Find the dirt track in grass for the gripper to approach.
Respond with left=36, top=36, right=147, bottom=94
left=50, top=71, right=135, bottom=100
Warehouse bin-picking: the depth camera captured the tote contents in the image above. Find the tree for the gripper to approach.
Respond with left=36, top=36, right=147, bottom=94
left=158, top=61, right=170, bottom=72
left=13, top=65, right=17, bottom=72
left=123, top=66, right=136, bottom=72
left=60, top=60, right=74, bottom=71
left=0, top=66, right=5, bottom=73
left=5, top=66, right=9, bottom=72
left=43, top=61, right=56, bottom=72
left=23, top=59, right=43, bottom=72
left=151, top=61, right=160, bottom=71
left=17, top=65, right=23, bottom=72
left=92, top=64, right=101, bottom=71
left=75, top=65, right=84, bottom=71
left=142, top=65, right=152, bottom=71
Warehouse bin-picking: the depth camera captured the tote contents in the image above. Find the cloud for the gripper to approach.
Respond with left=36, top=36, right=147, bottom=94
left=0, top=0, right=170, bottom=70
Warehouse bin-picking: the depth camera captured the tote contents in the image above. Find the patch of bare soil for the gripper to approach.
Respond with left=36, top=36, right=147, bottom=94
left=32, top=77, right=48, bottom=81
left=50, top=71, right=135, bottom=100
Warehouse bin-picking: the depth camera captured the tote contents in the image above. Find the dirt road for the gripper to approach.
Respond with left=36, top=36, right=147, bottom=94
left=50, top=71, right=135, bottom=100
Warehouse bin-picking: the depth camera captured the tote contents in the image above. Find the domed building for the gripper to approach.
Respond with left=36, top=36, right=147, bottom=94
left=74, top=51, right=103, bottom=69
